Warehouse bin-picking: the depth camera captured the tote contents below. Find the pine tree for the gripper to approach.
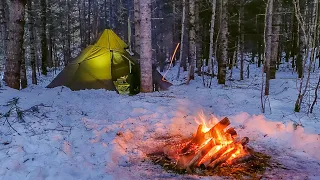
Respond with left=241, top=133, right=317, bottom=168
left=4, top=0, right=26, bottom=89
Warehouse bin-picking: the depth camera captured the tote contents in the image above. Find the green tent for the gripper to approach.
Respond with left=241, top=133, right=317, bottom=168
left=47, top=29, right=137, bottom=91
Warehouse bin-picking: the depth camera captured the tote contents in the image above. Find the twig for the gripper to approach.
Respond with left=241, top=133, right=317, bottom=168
left=310, top=75, right=320, bottom=113
left=55, top=147, right=67, bottom=155
left=5, top=117, right=21, bottom=135
left=44, top=129, right=69, bottom=133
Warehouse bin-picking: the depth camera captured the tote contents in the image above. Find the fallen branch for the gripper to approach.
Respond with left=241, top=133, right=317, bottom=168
left=5, top=117, right=21, bottom=135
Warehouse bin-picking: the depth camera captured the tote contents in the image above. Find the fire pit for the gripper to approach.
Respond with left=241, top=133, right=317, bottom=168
left=148, top=117, right=271, bottom=178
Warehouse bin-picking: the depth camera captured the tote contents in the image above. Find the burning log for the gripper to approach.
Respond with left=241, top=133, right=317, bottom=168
left=181, top=117, right=231, bottom=154
left=225, top=128, right=237, bottom=138
left=201, top=137, right=249, bottom=168
left=229, top=152, right=253, bottom=165
left=185, top=130, right=239, bottom=170
left=185, top=139, right=216, bottom=170
left=204, top=117, right=231, bottom=139
left=208, top=146, right=238, bottom=169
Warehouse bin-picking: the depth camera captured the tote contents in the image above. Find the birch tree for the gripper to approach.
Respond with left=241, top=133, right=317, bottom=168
left=177, top=0, right=186, bottom=79
left=4, top=0, right=26, bottom=89
left=208, top=0, right=216, bottom=77
left=293, top=0, right=318, bottom=112
left=187, top=0, right=196, bottom=83
left=139, top=0, right=153, bottom=92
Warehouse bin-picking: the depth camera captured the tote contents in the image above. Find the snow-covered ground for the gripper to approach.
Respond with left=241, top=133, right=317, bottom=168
left=0, top=64, right=320, bottom=180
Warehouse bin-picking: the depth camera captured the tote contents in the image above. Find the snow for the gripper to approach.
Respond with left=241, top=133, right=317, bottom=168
left=1, top=63, right=320, bottom=180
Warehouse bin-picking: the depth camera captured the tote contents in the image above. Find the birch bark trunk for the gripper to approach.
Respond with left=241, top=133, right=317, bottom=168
left=187, top=0, right=196, bottom=83
left=177, top=0, right=186, bottom=79
left=139, top=0, right=153, bottom=92
left=208, top=0, right=217, bottom=76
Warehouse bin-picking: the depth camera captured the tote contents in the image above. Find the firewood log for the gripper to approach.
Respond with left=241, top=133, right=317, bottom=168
left=201, top=143, right=235, bottom=167
left=181, top=117, right=231, bottom=154
left=180, top=124, right=205, bottom=154
left=208, top=137, right=249, bottom=168
left=185, top=139, right=217, bottom=170
left=208, top=146, right=238, bottom=169
left=204, top=117, right=230, bottom=139
left=225, top=128, right=237, bottom=138
left=201, top=137, right=249, bottom=167
left=229, top=153, right=253, bottom=165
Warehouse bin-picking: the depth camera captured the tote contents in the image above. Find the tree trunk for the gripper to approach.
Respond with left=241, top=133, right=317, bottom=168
left=291, top=12, right=298, bottom=69
left=80, top=0, right=86, bottom=48
left=30, top=27, right=37, bottom=85
left=296, top=26, right=304, bottom=78
left=239, top=0, right=244, bottom=80
left=4, top=0, right=26, bottom=90
left=41, top=0, right=48, bottom=75
left=195, top=0, right=201, bottom=76
left=20, top=36, right=27, bottom=89
left=270, top=0, right=282, bottom=79
left=134, top=0, right=140, bottom=54
left=258, top=39, right=262, bottom=67
left=0, top=0, right=6, bottom=66
left=139, top=0, right=153, bottom=92
left=264, top=0, right=274, bottom=95
left=310, top=75, right=320, bottom=113
left=172, top=1, right=177, bottom=67
left=47, top=26, right=53, bottom=68
left=65, top=0, right=71, bottom=65
left=177, top=0, right=186, bottom=79
left=88, top=0, right=91, bottom=44
left=293, top=0, right=317, bottom=112
left=208, top=0, right=217, bottom=76
left=187, top=0, right=196, bottom=82
left=27, top=0, right=37, bottom=85
left=92, top=0, right=99, bottom=42
left=104, top=0, right=108, bottom=28
left=218, top=0, right=228, bottom=84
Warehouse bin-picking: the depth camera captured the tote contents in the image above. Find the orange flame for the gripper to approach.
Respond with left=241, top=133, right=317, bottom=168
left=194, top=112, right=247, bottom=164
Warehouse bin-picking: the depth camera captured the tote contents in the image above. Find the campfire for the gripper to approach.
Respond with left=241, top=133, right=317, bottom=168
left=164, top=117, right=251, bottom=172
left=149, top=116, right=271, bottom=178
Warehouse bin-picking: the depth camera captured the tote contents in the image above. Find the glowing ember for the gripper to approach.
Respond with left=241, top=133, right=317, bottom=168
left=164, top=115, right=251, bottom=172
